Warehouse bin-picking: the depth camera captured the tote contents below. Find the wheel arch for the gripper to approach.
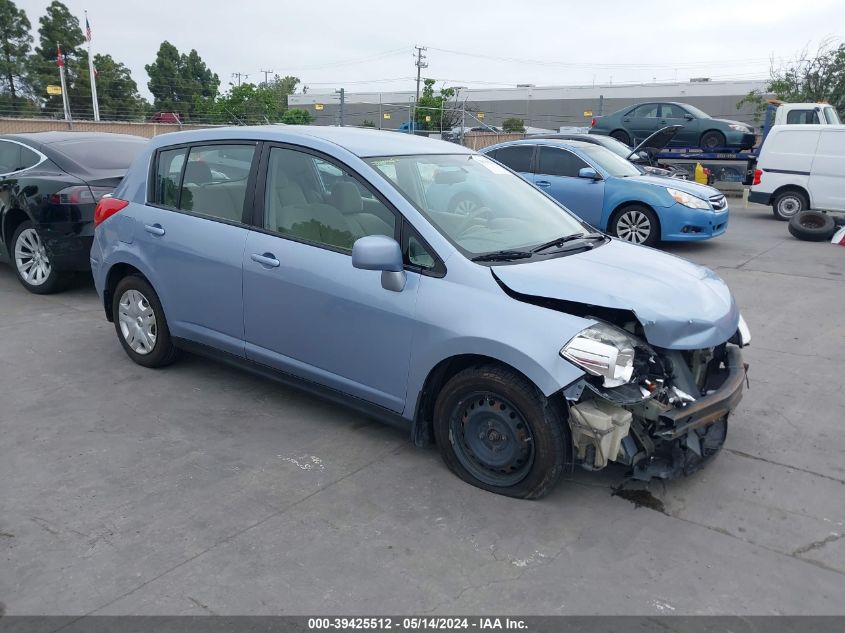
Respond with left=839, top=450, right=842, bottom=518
left=103, top=262, right=151, bottom=322
left=772, top=184, right=812, bottom=208
left=411, top=353, right=571, bottom=447
left=700, top=128, right=727, bottom=145
left=2, top=207, right=32, bottom=253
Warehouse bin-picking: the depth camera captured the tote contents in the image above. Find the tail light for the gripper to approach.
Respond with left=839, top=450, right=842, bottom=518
left=591, top=118, right=597, bottom=127
left=94, top=196, right=129, bottom=226
left=753, top=169, right=762, bottom=186
left=48, top=185, right=114, bottom=205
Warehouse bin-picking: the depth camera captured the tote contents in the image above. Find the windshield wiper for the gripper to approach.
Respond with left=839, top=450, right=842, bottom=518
left=471, top=250, right=533, bottom=262
left=531, top=232, right=604, bottom=254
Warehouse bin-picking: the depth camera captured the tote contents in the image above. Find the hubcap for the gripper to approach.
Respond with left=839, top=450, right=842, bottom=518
left=118, top=289, right=157, bottom=355
left=616, top=210, right=652, bottom=244
left=450, top=393, right=534, bottom=487
left=453, top=199, right=479, bottom=215
left=778, top=196, right=802, bottom=218
left=14, top=228, right=51, bottom=286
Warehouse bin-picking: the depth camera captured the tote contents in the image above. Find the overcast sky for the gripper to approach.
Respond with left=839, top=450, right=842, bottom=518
left=20, top=0, right=845, bottom=99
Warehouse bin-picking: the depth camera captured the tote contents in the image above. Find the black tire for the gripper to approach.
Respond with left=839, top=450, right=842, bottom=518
left=788, top=210, right=836, bottom=242
left=700, top=130, right=726, bottom=150
left=609, top=129, right=631, bottom=145
left=111, top=275, right=179, bottom=368
left=433, top=364, right=570, bottom=499
left=10, top=221, right=69, bottom=295
left=772, top=189, right=809, bottom=221
left=610, top=204, right=660, bottom=247
left=449, top=193, right=483, bottom=215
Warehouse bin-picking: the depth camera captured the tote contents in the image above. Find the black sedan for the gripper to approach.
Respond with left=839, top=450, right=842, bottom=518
left=0, top=132, right=147, bottom=293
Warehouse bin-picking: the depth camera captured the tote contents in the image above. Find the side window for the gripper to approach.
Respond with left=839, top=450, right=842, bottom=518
left=537, top=147, right=589, bottom=177
left=824, top=107, right=841, bottom=124
left=153, top=148, right=187, bottom=208
left=786, top=109, right=820, bottom=124
left=0, top=141, right=40, bottom=174
left=178, top=144, right=255, bottom=223
left=660, top=104, right=688, bottom=119
left=264, top=147, right=396, bottom=252
left=494, top=145, right=533, bottom=173
left=631, top=104, right=659, bottom=118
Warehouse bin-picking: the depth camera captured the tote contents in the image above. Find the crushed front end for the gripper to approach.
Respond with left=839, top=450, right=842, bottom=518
left=560, top=318, right=750, bottom=480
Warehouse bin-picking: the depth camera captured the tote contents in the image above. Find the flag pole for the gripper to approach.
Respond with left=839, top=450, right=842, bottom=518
left=86, top=11, right=100, bottom=121
left=57, top=44, right=72, bottom=123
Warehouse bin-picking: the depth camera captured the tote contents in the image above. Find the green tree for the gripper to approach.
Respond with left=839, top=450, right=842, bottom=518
left=360, top=119, right=375, bottom=128
left=146, top=41, right=220, bottom=120
left=414, top=78, right=456, bottom=130
left=281, top=108, right=313, bottom=125
left=738, top=41, right=845, bottom=121
left=90, top=53, right=147, bottom=120
left=28, top=0, right=86, bottom=116
left=211, top=82, right=278, bottom=124
left=0, top=0, right=33, bottom=111
left=502, top=117, right=525, bottom=133
left=267, top=74, right=299, bottom=110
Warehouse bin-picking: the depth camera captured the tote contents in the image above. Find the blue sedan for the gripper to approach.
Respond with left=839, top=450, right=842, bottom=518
left=479, top=139, right=729, bottom=246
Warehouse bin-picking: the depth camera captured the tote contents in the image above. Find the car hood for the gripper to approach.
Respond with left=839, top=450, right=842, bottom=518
left=492, top=239, right=739, bottom=350
left=629, top=125, right=682, bottom=157
left=625, top=174, right=721, bottom=198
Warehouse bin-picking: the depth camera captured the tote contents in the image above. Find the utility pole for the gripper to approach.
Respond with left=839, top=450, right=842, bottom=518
left=335, top=88, right=345, bottom=126
left=260, top=69, right=274, bottom=86
left=232, top=72, right=249, bottom=86
left=414, top=45, right=427, bottom=105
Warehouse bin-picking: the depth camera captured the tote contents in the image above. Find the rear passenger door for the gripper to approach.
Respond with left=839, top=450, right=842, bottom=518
left=242, top=144, right=421, bottom=412
left=626, top=103, right=660, bottom=143
left=138, top=142, right=258, bottom=357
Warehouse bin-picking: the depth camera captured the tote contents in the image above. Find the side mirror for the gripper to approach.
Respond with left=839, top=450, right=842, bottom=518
left=352, top=235, right=406, bottom=292
left=684, top=114, right=694, bottom=121
left=579, top=167, right=600, bottom=180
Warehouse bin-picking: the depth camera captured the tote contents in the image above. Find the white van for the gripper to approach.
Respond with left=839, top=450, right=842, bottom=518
left=749, top=124, right=845, bottom=219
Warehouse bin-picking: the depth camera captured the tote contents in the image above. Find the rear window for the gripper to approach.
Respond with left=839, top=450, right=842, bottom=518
left=786, top=109, right=820, bottom=125
left=53, top=138, right=147, bottom=170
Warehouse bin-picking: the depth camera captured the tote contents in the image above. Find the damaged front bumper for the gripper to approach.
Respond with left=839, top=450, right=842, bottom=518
left=564, top=345, right=748, bottom=480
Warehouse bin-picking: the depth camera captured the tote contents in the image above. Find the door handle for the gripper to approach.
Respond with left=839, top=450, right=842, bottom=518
left=251, top=252, right=280, bottom=268
left=144, top=223, right=165, bottom=236
left=535, top=180, right=551, bottom=187
left=623, top=118, right=631, bottom=122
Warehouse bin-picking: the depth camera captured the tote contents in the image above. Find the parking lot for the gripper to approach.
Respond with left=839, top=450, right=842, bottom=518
left=1, top=201, right=844, bottom=616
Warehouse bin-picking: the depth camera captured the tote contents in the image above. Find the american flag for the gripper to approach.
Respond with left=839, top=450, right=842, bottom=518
left=85, top=15, right=92, bottom=42
left=56, top=44, right=64, bottom=67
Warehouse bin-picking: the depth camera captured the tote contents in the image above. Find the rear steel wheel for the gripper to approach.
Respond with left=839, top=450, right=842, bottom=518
left=118, top=289, right=158, bottom=355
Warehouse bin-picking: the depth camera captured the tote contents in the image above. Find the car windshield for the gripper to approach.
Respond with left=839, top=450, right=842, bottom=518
left=366, top=154, right=587, bottom=257
left=579, top=145, right=642, bottom=178
left=682, top=104, right=711, bottom=119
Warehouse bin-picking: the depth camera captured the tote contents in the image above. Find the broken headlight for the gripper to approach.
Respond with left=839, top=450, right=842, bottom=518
left=560, top=323, right=642, bottom=388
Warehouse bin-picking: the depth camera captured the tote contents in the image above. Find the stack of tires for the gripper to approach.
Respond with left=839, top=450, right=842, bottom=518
left=788, top=211, right=841, bottom=242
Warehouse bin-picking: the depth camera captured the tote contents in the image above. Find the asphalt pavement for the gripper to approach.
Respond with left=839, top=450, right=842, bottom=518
left=1, top=203, right=844, bottom=615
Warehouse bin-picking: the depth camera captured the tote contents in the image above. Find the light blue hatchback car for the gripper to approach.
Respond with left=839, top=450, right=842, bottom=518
left=91, top=126, right=750, bottom=498
left=480, top=139, right=730, bottom=246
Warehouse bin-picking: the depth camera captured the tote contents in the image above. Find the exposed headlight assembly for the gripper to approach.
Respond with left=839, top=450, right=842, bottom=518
left=729, top=123, right=751, bottom=132
left=667, top=187, right=711, bottom=210
left=561, top=323, right=642, bottom=388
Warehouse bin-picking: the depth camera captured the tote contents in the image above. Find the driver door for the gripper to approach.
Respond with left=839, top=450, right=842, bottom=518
left=659, top=103, right=697, bottom=147
left=532, top=146, right=604, bottom=226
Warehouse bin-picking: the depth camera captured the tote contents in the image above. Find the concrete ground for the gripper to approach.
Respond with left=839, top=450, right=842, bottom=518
left=1, top=203, right=844, bottom=616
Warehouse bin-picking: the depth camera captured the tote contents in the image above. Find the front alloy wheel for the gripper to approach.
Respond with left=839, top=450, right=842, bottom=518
left=613, top=206, right=658, bottom=246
